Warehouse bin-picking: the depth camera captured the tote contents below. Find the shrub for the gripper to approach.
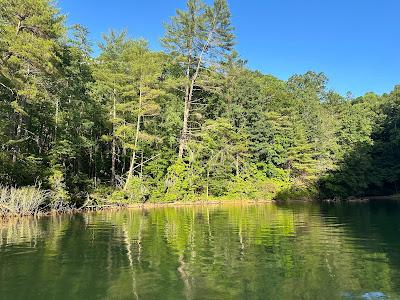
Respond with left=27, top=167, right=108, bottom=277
left=0, top=186, right=49, bottom=216
left=161, top=160, right=202, bottom=202
left=48, top=167, right=70, bottom=203
left=274, top=181, right=318, bottom=202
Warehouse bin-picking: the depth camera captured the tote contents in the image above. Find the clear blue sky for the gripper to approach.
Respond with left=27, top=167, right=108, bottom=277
left=59, top=0, right=400, bottom=97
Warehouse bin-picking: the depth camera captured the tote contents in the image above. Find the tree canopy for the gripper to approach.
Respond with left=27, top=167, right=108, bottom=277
left=1, top=0, right=399, bottom=204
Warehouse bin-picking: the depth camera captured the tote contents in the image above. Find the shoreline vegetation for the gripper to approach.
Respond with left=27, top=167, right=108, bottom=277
left=1, top=0, right=400, bottom=218
left=1, top=185, right=400, bottom=219
left=0, top=185, right=280, bottom=218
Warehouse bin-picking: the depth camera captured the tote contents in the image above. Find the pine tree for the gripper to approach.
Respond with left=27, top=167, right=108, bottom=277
left=121, top=41, right=164, bottom=190
left=91, top=31, right=129, bottom=186
left=162, top=0, right=235, bottom=159
left=0, top=0, right=64, bottom=183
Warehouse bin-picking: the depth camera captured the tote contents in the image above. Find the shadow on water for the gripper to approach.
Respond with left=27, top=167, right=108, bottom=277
left=319, top=88, right=400, bottom=199
left=317, top=200, right=400, bottom=300
left=319, top=200, right=400, bottom=260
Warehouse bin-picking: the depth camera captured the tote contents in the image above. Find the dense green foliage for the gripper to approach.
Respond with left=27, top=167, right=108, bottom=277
left=1, top=0, right=399, bottom=204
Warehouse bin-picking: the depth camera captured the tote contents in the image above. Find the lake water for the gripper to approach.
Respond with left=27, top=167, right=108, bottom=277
left=1, top=202, right=400, bottom=299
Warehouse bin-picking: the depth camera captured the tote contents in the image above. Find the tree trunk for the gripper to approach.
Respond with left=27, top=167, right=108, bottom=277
left=206, top=169, right=210, bottom=198
left=54, top=99, right=59, bottom=142
left=178, top=53, right=192, bottom=159
left=140, top=151, right=144, bottom=180
left=178, top=93, right=190, bottom=159
left=124, top=84, right=142, bottom=190
left=12, top=114, right=23, bottom=163
left=178, top=31, right=213, bottom=159
left=11, top=20, right=24, bottom=163
left=111, top=91, right=117, bottom=186
left=235, top=154, right=239, bottom=177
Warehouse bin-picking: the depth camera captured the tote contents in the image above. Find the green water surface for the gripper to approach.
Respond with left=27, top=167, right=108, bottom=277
left=1, top=202, right=400, bottom=299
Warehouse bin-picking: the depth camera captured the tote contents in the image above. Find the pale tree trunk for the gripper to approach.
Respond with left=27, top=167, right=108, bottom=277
left=178, top=54, right=192, bottom=159
left=124, top=83, right=143, bottom=190
left=111, top=91, right=117, bottom=186
left=12, top=94, right=25, bottom=164
left=235, top=154, right=239, bottom=177
left=178, top=30, right=214, bottom=159
left=55, top=99, right=59, bottom=142
left=206, top=169, right=210, bottom=198
left=178, top=93, right=190, bottom=158
left=12, top=114, right=22, bottom=163
left=140, top=151, right=144, bottom=180
left=16, top=18, right=23, bottom=35
left=12, top=19, right=24, bottom=163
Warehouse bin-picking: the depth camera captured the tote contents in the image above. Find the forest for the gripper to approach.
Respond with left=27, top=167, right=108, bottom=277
left=1, top=0, right=399, bottom=210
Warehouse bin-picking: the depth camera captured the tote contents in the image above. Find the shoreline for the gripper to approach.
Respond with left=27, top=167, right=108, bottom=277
left=0, top=199, right=275, bottom=219
left=85, top=199, right=275, bottom=212
left=3, top=194, right=400, bottom=219
left=127, top=199, right=274, bottom=209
